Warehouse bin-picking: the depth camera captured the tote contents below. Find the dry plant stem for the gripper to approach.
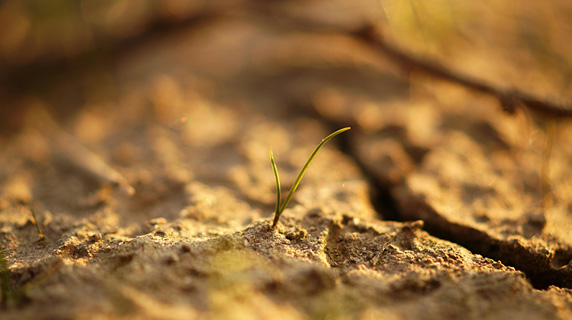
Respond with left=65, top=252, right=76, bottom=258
left=30, top=208, right=46, bottom=241
left=271, top=127, right=351, bottom=228
left=37, top=110, right=135, bottom=196
left=54, top=128, right=135, bottom=197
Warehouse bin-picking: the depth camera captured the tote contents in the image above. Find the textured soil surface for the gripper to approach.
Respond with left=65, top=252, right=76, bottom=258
left=2, top=1, right=572, bottom=319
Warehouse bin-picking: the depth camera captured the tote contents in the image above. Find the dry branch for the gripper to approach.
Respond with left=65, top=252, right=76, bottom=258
left=351, top=25, right=572, bottom=119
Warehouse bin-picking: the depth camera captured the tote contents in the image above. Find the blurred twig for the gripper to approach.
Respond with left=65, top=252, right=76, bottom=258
left=49, top=118, right=136, bottom=197
left=248, top=3, right=572, bottom=120
left=350, top=24, right=572, bottom=119
left=242, top=0, right=572, bottom=119
left=239, top=1, right=572, bottom=120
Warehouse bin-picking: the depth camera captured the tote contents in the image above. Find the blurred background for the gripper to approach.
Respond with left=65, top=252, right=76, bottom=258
left=2, top=0, right=572, bottom=121
left=1, top=0, right=572, bottom=132
left=1, top=0, right=572, bottom=207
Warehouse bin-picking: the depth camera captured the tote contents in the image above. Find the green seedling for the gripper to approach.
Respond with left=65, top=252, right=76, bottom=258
left=30, top=208, right=46, bottom=241
left=270, top=127, right=351, bottom=228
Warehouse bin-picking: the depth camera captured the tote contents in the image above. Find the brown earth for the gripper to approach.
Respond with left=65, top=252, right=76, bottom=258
left=2, top=1, right=572, bottom=319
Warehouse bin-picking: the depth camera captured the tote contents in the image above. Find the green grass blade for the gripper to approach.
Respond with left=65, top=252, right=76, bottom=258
left=278, top=127, right=351, bottom=215
left=30, top=208, right=45, bottom=241
left=270, top=150, right=282, bottom=227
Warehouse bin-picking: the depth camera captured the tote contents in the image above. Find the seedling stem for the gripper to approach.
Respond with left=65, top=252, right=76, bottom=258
left=30, top=208, right=46, bottom=241
left=271, top=127, right=350, bottom=228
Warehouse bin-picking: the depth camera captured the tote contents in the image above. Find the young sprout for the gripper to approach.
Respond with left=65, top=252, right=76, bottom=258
left=270, top=127, right=351, bottom=228
left=30, top=208, right=46, bottom=241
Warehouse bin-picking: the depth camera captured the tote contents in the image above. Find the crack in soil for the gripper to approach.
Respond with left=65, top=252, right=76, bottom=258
left=399, top=198, right=572, bottom=290
left=326, top=123, right=572, bottom=291
left=335, top=128, right=401, bottom=222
